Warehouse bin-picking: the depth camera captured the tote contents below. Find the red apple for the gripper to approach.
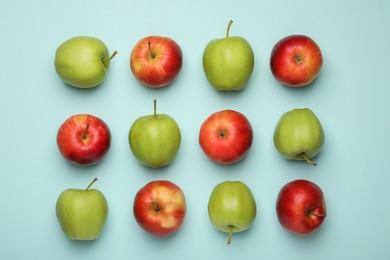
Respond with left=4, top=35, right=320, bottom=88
left=199, top=109, right=253, bottom=164
left=133, top=180, right=186, bottom=237
left=270, top=35, right=323, bottom=87
left=276, top=179, right=327, bottom=235
left=130, top=36, right=183, bottom=88
left=57, top=114, right=111, bottom=166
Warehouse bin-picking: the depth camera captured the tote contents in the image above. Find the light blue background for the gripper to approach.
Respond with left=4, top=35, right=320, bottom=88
left=1, top=0, right=389, bottom=259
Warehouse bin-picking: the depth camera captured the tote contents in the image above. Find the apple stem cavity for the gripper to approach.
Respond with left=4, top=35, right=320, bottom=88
left=219, top=130, right=226, bottom=138
left=226, top=20, right=234, bottom=38
left=302, top=154, right=317, bottom=166
left=102, top=51, right=118, bottom=63
left=151, top=202, right=160, bottom=212
left=86, top=178, right=98, bottom=190
left=153, top=99, right=157, bottom=119
left=148, top=42, right=156, bottom=59
left=294, top=55, right=303, bottom=63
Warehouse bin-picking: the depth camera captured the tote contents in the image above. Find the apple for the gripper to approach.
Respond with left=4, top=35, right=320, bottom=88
left=129, top=100, right=181, bottom=168
left=276, top=179, right=326, bottom=235
left=57, top=114, right=111, bottom=166
left=203, top=20, right=254, bottom=91
left=133, top=180, right=186, bottom=237
left=130, top=35, right=183, bottom=88
left=56, top=178, right=109, bottom=240
left=208, top=181, right=257, bottom=244
left=55, top=36, right=117, bottom=88
left=273, top=108, right=324, bottom=166
left=270, top=34, right=323, bottom=87
left=199, top=109, right=253, bottom=164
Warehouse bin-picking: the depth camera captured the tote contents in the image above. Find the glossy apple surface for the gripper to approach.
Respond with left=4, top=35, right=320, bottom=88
left=130, top=36, right=183, bottom=88
left=56, top=178, right=108, bottom=240
left=133, top=180, right=186, bottom=237
left=55, top=36, right=117, bottom=88
left=57, top=114, right=111, bottom=166
left=203, top=20, right=254, bottom=91
left=270, top=35, right=323, bottom=87
left=273, top=108, right=324, bottom=165
left=129, top=100, right=181, bottom=168
left=276, top=179, right=326, bottom=235
left=199, top=109, right=253, bottom=164
left=208, top=181, right=256, bottom=244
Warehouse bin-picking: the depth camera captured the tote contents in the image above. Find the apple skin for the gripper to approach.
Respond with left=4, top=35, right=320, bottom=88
left=208, top=181, right=257, bottom=244
left=133, top=180, right=186, bottom=237
left=129, top=101, right=181, bottom=168
left=199, top=109, right=253, bottom=164
left=57, top=114, right=111, bottom=166
left=56, top=178, right=108, bottom=240
left=273, top=108, right=324, bottom=165
left=276, top=179, right=326, bottom=235
left=55, top=36, right=116, bottom=88
left=270, top=35, right=323, bottom=87
left=130, top=36, right=183, bottom=88
left=203, top=20, right=254, bottom=91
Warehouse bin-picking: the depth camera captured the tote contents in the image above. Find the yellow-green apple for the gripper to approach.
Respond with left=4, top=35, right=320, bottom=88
left=129, top=100, right=181, bottom=168
left=56, top=178, right=109, bottom=240
left=276, top=179, right=326, bottom=235
left=57, top=114, right=111, bottom=166
left=273, top=108, right=324, bottom=166
left=199, top=109, right=253, bottom=164
left=133, top=180, right=186, bottom=237
left=270, top=35, right=323, bottom=87
left=55, top=36, right=117, bottom=88
left=203, top=20, right=254, bottom=91
left=208, top=181, right=257, bottom=244
left=130, top=35, right=183, bottom=88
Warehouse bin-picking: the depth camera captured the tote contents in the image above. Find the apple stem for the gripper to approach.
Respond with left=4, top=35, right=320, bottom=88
left=86, top=178, right=98, bottom=190
left=102, top=51, right=118, bottom=62
left=227, top=226, right=233, bottom=245
left=153, top=99, right=157, bottom=119
left=226, top=20, right=233, bottom=38
left=309, top=208, right=327, bottom=218
left=148, top=41, right=156, bottom=59
left=82, top=123, right=90, bottom=140
left=150, top=202, right=160, bottom=212
left=303, top=154, right=317, bottom=166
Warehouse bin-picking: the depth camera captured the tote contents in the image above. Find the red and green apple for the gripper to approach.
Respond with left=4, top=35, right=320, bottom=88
left=130, top=35, right=183, bottom=88
left=56, top=114, right=111, bottom=166
left=276, top=179, right=327, bottom=235
left=133, top=180, right=186, bottom=237
left=199, top=109, right=253, bottom=164
left=270, top=35, right=323, bottom=87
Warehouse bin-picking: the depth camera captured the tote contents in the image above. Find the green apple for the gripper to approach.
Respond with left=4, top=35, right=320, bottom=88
left=55, top=178, right=108, bottom=240
left=54, top=36, right=117, bottom=88
left=208, top=181, right=257, bottom=244
left=203, top=20, right=254, bottom=91
left=273, top=108, right=325, bottom=166
left=129, top=100, right=181, bottom=168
